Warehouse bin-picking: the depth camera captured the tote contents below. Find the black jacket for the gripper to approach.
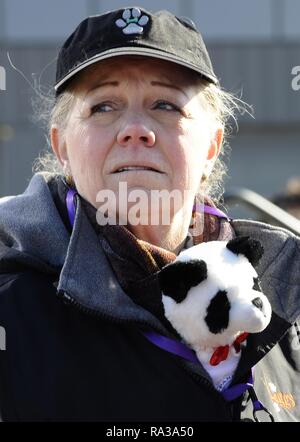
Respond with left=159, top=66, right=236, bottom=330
left=0, top=173, right=299, bottom=422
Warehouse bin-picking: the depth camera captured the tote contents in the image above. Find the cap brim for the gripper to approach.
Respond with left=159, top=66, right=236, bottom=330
left=54, top=46, right=218, bottom=92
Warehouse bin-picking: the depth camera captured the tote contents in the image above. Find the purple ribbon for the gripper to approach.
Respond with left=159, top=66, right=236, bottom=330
left=253, top=400, right=264, bottom=411
left=66, top=190, right=229, bottom=228
left=222, top=371, right=254, bottom=402
left=222, top=369, right=272, bottom=419
left=143, top=330, right=199, bottom=365
left=195, top=204, right=230, bottom=221
left=142, top=330, right=268, bottom=416
left=143, top=329, right=250, bottom=401
left=66, top=189, right=77, bottom=227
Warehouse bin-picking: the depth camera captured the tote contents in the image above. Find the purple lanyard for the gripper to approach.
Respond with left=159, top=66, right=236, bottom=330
left=65, top=189, right=273, bottom=421
left=66, top=189, right=230, bottom=228
left=66, top=189, right=77, bottom=227
left=143, top=330, right=274, bottom=422
left=193, top=203, right=231, bottom=221
left=143, top=330, right=199, bottom=364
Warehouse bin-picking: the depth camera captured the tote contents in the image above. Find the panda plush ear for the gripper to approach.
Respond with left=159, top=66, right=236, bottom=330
left=226, top=236, right=264, bottom=267
left=158, top=260, right=207, bottom=303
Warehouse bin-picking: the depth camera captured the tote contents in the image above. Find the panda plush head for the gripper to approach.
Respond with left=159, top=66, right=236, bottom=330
left=158, top=236, right=272, bottom=352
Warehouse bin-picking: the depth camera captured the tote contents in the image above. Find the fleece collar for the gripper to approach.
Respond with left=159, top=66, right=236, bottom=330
left=0, top=173, right=69, bottom=275
left=57, top=187, right=172, bottom=330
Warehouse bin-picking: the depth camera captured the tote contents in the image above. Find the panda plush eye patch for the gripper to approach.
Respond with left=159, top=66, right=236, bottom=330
left=205, top=290, right=231, bottom=334
left=158, top=259, right=207, bottom=303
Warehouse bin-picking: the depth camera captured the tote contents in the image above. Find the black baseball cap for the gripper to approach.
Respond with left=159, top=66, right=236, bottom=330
left=55, top=6, right=218, bottom=95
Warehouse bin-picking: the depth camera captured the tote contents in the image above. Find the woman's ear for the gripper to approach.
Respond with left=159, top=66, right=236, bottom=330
left=204, top=126, right=224, bottom=177
left=50, top=124, right=69, bottom=172
left=207, top=126, right=224, bottom=161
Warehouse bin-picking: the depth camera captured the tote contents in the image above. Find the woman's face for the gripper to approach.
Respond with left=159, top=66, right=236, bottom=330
left=51, top=56, right=223, bottom=219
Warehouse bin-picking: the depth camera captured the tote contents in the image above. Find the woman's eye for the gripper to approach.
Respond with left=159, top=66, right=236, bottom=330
left=153, top=100, right=181, bottom=112
left=90, top=103, right=114, bottom=114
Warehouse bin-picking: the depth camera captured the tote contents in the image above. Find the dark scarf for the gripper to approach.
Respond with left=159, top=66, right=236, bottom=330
left=80, top=195, right=234, bottom=332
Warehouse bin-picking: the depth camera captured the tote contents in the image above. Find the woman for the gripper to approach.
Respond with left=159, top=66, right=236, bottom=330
left=0, top=7, right=299, bottom=422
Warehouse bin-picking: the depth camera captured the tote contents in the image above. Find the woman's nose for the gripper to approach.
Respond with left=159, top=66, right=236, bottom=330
left=117, top=117, right=156, bottom=147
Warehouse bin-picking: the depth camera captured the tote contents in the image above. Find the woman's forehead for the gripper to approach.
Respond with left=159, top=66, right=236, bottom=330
left=75, top=56, right=201, bottom=90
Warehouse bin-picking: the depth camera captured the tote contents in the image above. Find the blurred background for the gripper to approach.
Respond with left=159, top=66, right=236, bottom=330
left=0, top=0, right=299, bottom=223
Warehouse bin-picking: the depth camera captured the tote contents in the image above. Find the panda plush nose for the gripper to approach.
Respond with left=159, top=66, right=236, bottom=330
left=252, top=297, right=263, bottom=311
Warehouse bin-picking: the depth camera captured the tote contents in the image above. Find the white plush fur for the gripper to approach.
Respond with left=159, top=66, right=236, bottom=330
left=162, top=240, right=272, bottom=390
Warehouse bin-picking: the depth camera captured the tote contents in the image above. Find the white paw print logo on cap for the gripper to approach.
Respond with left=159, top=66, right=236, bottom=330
left=115, top=8, right=149, bottom=35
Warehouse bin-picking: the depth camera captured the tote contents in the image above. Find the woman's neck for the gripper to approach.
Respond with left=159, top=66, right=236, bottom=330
left=126, top=216, right=191, bottom=254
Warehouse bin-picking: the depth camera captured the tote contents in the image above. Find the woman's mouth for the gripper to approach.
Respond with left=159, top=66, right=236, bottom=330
left=112, top=166, right=164, bottom=174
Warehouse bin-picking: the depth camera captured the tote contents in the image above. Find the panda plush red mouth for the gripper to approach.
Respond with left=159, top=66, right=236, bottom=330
left=209, top=332, right=249, bottom=366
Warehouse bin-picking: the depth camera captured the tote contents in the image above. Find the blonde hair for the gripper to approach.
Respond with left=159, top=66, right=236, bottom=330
left=196, top=79, right=251, bottom=202
left=32, top=74, right=250, bottom=203
left=32, top=88, right=76, bottom=176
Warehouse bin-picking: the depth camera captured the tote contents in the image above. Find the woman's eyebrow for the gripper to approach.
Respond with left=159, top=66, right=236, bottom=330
left=86, top=80, right=188, bottom=97
left=151, top=81, right=188, bottom=97
left=87, top=81, right=119, bottom=94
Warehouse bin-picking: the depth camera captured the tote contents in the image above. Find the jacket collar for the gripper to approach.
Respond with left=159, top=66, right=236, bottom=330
left=56, top=190, right=175, bottom=334
left=0, top=173, right=69, bottom=274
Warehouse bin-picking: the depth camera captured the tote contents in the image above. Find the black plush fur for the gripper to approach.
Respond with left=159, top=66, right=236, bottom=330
left=158, top=259, right=207, bottom=303
left=226, top=236, right=264, bottom=267
left=205, top=290, right=231, bottom=334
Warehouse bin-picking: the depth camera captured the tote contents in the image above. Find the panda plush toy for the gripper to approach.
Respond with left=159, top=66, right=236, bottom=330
left=158, top=236, right=272, bottom=392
